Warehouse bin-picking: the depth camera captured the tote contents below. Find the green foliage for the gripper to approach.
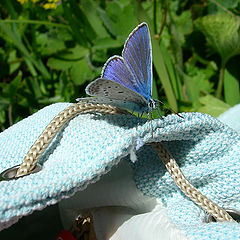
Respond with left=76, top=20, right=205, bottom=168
left=0, top=0, right=240, bottom=131
left=195, top=13, right=240, bottom=64
left=195, top=12, right=240, bottom=100
left=212, top=0, right=239, bottom=9
left=223, top=57, right=240, bottom=106
left=198, top=95, right=231, bottom=117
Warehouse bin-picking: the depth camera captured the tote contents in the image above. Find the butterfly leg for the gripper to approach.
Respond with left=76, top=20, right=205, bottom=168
left=156, top=104, right=162, bottom=119
left=155, top=99, right=183, bottom=118
left=156, top=100, right=170, bottom=116
left=146, top=112, right=154, bottom=138
left=137, top=111, right=144, bottom=122
left=155, top=103, right=164, bottom=120
left=135, top=113, right=140, bottom=132
left=150, top=111, right=154, bottom=138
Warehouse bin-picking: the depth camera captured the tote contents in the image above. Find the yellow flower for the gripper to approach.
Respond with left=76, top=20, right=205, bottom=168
left=47, top=0, right=59, bottom=5
left=17, top=0, right=59, bottom=9
left=43, top=2, right=57, bottom=9
left=43, top=3, right=51, bottom=9
left=17, top=0, right=28, bottom=4
left=50, top=3, right=57, bottom=9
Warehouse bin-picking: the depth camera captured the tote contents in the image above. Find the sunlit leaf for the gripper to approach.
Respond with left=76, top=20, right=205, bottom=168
left=70, top=58, right=95, bottom=85
left=195, top=13, right=240, bottom=64
left=224, top=66, right=240, bottom=106
left=97, top=7, right=117, bottom=36
left=185, top=61, right=215, bottom=93
left=62, top=0, right=89, bottom=47
left=36, top=33, right=66, bottom=55
left=7, top=50, right=21, bottom=74
left=213, top=0, right=238, bottom=9
left=81, top=0, right=109, bottom=38
left=92, top=37, right=122, bottom=50
left=97, top=1, right=138, bottom=39
left=47, top=46, right=89, bottom=70
left=198, top=95, right=230, bottom=117
left=47, top=57, right=74, bottom=70
left=172, top=10, right=193, bottom=44
left=0, top=21, right=50, bottom=79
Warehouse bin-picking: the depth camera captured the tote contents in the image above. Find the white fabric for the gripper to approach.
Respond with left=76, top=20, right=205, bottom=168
left=58, top=161, right=187, bottom=240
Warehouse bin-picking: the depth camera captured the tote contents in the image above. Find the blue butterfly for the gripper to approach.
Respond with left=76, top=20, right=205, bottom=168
left=77, top=22, right=157, bottom=114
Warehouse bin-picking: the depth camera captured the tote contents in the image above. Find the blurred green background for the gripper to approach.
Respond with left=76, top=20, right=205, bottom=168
left=0, top=0, right=240, bottom=131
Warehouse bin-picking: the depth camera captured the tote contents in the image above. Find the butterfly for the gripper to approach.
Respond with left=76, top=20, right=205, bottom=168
left=77, top=22, right=157, bottom=115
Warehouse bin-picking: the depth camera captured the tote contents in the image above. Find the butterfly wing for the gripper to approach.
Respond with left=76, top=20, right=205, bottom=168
left=84, top=78, right=148, bottom=112
left=101, top=56, right=140, bottom=95
left=80, top=23, right=153, bottom=113
left=77, top=97, right=142, bottom=113
left=122, top=22, right=152, bottom=101
left=102, top=23, right=152, bottom=102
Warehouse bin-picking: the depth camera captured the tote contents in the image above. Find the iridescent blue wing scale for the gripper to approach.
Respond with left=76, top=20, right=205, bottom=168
left=101, top=56, right=139, bottom=93
left=78, top=22, right=154, bottom=113
left=122, top=23, right=152, bottom=101
left=102, top=22, right=152, bottom=102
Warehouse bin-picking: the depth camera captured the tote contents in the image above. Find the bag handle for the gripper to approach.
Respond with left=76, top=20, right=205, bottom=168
left=0, top=102, right=235, bottom=222
left=15, top=103, right=127, bottom=177
left=151, top=142, right=234, bottom=222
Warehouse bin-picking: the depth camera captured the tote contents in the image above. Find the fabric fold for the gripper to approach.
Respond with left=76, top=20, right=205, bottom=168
left=0, top=103, right=239, bottom=239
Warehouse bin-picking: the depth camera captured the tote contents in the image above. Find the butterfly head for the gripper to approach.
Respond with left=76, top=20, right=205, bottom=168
left=148, top=99, right=157, bottom=112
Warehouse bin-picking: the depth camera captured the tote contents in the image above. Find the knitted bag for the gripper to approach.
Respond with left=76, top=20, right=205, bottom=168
left=0, top=102, right=240, bottom=239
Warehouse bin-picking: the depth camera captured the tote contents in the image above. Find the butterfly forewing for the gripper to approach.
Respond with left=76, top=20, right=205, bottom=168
left=122, top=23, right=152, bottom=101
left=101, top=56, right=140, bottom=94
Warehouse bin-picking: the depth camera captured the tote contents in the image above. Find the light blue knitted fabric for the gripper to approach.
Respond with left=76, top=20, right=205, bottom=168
left=218, top=104, right=240, bottom=132
left=0, top=103, right=240, bottom=239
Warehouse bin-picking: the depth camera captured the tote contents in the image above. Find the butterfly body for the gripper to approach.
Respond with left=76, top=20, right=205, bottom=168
left=77, top=22, right=157, bottom=114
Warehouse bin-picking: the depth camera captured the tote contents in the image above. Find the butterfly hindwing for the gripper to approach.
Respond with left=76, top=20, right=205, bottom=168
left=85, top=78, right=148, bottom=112
left=77, top=97, right=143, bottom=113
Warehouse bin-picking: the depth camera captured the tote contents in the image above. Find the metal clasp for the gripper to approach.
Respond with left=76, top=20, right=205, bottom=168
left=206, top=208, right=240, bottom=223
left=0, top=163, right=42, bottom=181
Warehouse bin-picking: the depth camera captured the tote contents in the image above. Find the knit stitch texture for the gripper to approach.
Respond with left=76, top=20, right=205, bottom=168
left=0, top=103, right=240, bottom=239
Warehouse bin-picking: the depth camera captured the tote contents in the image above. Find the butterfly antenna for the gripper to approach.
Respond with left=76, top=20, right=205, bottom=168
left=136, top=118, right=139, bottom=132
left=147, top=111, right=154, bottom=138
left=156, top=105, right=164, bottom=119
left=155, top=99, right=184, bottom=118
